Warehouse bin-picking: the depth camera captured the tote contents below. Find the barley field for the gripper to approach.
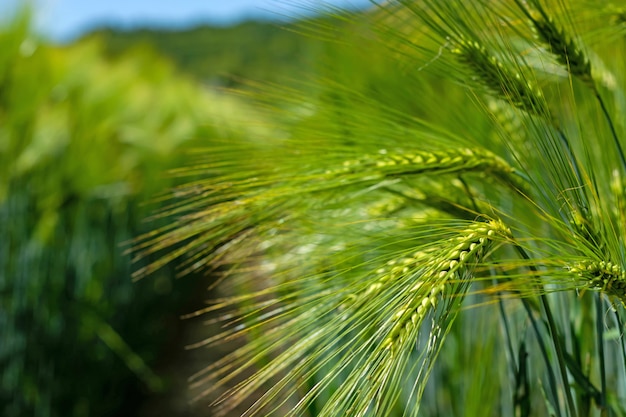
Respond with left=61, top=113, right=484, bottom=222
left=3, top=1, right=626, bottom=416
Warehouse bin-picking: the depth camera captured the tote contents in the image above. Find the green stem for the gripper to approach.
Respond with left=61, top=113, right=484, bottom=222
left=539, top=294, right=578, bottom=417
left=613, top=309, right=626, bottom=386
left=520, top=298, right=561, bottom=417
left=457, top=174, right=479, bottom=213
left=497, top=288, right=518, bottom=377
left=556, top=127, right=584, bottom=190
left=594, top=294, right=608, bottom=416
left=515, top=245, right=578, bottom=417
left=593, top=88, right=626, bottom=171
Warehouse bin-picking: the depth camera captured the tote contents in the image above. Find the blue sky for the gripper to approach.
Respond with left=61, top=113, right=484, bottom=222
left=3, top=0, right=372, bottom=41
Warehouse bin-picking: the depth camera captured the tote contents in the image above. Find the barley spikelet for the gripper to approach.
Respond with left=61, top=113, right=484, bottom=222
left=381, top=219, right=511, bottom=351
left=354, top=249, right=438, bottom=303
left=569, top=260, right=626, bottom=301
left=451, top=39, right=548, bottom=116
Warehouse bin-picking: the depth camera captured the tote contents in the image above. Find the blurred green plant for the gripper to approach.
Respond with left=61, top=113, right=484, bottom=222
left=135, top=0, right=626, bottom=416
left=0, top=13, right=269, bottom=417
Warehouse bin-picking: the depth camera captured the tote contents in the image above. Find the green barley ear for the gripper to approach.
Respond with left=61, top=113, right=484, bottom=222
left=527, top=10, right=593, bottom=85
left=189, top=219, right=512, bottom=417
left=325, top=219, right=513, bottom=417
left=380, top=219, right=512, bottom=351
left=335, top=220, right=505, bottom=416
left=569, top=260, right=626, bottom=302
left=329, top=147, right=525, bottom=191
left=450, top=38, right=548, bottom=117
left=515, top=0, right=626, bottom=169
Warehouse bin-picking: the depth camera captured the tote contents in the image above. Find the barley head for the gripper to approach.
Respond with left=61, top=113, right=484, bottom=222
left=531, top=15, right=593, bottom=86
left=569, top=260, right=626, bottom=301
left=382, top=219, right=511, bottom=352
left=451, top=38, right=548, bottom=117
left=327, top=147, right=524, bottom=191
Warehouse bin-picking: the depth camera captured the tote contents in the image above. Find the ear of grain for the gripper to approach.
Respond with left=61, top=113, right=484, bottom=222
left=514, top=0, right=594, bottom=86
left=381, top=219, right=511, bottom=352
left=327, top=147, right=524, bottom=191
left=569, top=260, right=626, bottom=301
left=451, top=39, right=548, bottom=117
left=531, top=16, right=593, bottom=85
left=311, top=219, right=513, bottom=417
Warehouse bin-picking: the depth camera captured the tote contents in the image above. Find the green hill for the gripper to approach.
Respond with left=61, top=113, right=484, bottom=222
left=81, top=20, right=328, bottom=87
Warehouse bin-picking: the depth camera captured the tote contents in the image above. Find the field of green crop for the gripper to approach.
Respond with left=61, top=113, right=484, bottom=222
left=3, top=1, right=626, bottom=417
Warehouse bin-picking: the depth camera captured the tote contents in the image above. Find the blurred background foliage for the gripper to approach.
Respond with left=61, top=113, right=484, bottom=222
left=0, top=12, right=286, bottom=417
left=83, top=21, right=327, bottom=89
